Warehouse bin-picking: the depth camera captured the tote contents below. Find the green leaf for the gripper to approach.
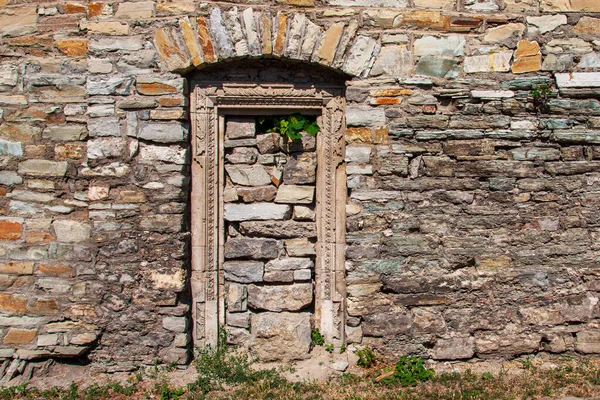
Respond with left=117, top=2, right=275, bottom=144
left=304, top=122, right=320, bottom=136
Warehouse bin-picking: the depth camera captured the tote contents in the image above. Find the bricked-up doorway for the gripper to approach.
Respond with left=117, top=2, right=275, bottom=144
left=189, top=60, right=348, bottom=359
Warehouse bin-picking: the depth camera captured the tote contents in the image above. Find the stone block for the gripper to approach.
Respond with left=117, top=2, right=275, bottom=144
left=555, top=72, right=600, bottom=88
left=370, top=45, right=412, bottom=77
left=0, top=65, right=18, bottom=87
left=227, top=312, right=251, bottom=328
left=0, top=6, right=37, bottom=37
left=90, top=37, right=143, bottom=52
left=3, top=328, right=36, bottom=344
left=225, top=165, right=271, bottom=186
left=464, top=51, right=513, bottom=73
left=70, top=332, right=98, bottom=345
left=346, top=146, right=371, bottom=163
left=274, top=185, right=315, bottom=204
left=114, top=1, right=154, bottom=18
left=162, top=317, right=187, bottom=333
left=87, top=21, right=129, bottom=36
left=42, top=125, right=87, bottom=141
left=362, top=311, right=412, bottom=336
left=224, top=203, right=291, bottom=221
left=52, top=220, right=90, bottom=243
left=239, top=220, right=316, bottom=239
left=249, top=312, right=311, bottom=361
left=574, top=16, right=600, bottom=36
left=576, top=331, right=600, bottom=354
left=264, top=271, right=293, bottom=283
left=256, top=133, right=280, bottom=154
left=224, top=238, right=280, bottom=260
left=527, top=15, right=567, bottom=34
left=226, top=117, right=255, bottom=139
left=265, top=258, right=314, bottom=272
left=88, top=117, right=120, bottom=138
left=512, top=40, right=541, bottom=74
left=138, top=122, right=187, bottom=143
left=236, top=186, right=277, bottom=203
left=18, top=160, right=68, bottom=177
left=283, top=153, right=316, bottom=185
left=228, top=283, right=247, bottom=312
left=0, top=139, right=22, bottom=157
left=0, top=262, right=33, bottom=275
left=285, top=238, right=316, bottom=256
left=224, top=261, right=264, bottom=283
left=483, top=23, right=524, bottom=45
left=248, top=283, right=312, bottom=312
left=432, top=337, right=475, bottom=360
left=414, top=35, right=465, bottom=57
left=541, top=0, right=600, bottom=12
left=87, top=138, right=126, bottom=160
left=226, top=147, right=258, bottom=164
left=346, top=108, right=386, bottom=127
left=139, top=144, right=187, bottom=165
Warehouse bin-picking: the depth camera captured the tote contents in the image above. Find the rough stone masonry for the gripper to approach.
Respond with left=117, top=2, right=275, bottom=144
left=0, top=0, right=600, bottom=373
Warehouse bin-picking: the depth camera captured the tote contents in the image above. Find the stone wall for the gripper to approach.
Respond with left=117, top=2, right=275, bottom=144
left=0, top=0, right=600, bottom=372
left=222, top=116, right=317, bottom=361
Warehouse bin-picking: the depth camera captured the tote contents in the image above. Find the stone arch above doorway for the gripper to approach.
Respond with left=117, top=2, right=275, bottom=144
left=154, top=7, right=378, bottom=78
left=189, top=60, right=347, bottom=357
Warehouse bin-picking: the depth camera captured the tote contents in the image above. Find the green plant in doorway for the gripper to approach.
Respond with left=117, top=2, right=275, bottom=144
left=257, top=114, right=320, bottom=141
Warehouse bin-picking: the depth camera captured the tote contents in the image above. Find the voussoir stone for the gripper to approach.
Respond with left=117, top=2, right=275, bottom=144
left=249, top=312, right=311, bottom=361
left=248, top=283, right=312, bottom=312
left=225, top=165, right=272, bottom=186
left=224, top=238, right=280, bottom=260
left=224, top=203, right=291, bottom=221
left=224, top=261, right=264, bottom=283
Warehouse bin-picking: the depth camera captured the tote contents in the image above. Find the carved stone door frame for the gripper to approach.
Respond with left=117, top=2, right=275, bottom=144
left=190, top=82, right=347, bottom=350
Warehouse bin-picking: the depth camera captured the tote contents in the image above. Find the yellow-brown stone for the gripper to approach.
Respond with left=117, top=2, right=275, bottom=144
left=0, top=123, right=40, bottom=142
left=574, top=16, right=600, bottom=36
left=317, top=22, right=344, bottom=65
left=373, top=97, right=401, bottom=105
left=158, top=96, right=185, bottom=107
left=542, top=0, right=600, bottom=12
left=346, top=127, right=371, bottom=143
left=138, top=83, right=178, bottom=95
left=54, top=143, right=85, bottom=159
left=475, top=254, right=512, bottom=270
left=37, top=263, right=73, bottom=277
left=512, top=40, right=541, bottom=74
left=261, top=12, right=272, bottom=55
left=0, top=220, right=22, bottom=240
left=29, top=299, right=58, bottom=314
left=88, top=2, right=109, bottom=18
left=196, top=16, right=216, bottom=63
left=370, top=89, right=412, bottom=97
left=401, top=10, right=450, bottom=31
left=275, top=0, right=314, bottom=5
left=63, top=3, right=87, bottom=14
left=273, top=13, right=288, bottom=56
left=87, top=21, right=129, bottom=36
left=179, top=17, right=203, bottom=67
left=0, top=6, right=37, bottom=37
left=26, top=230, right=55, bottom=243
left=0, top=262, right=34, bottom=275
left=119, top=190, right=146, bottom=203
left=373, top=126, right=389, bottom=145
left=0, top=294, right=27, bottom=313
left=55, top=39, right=88, bottom=57
left=3, top=328, right=37, bottom=344
left=154, top=27, right=191, bottom=72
